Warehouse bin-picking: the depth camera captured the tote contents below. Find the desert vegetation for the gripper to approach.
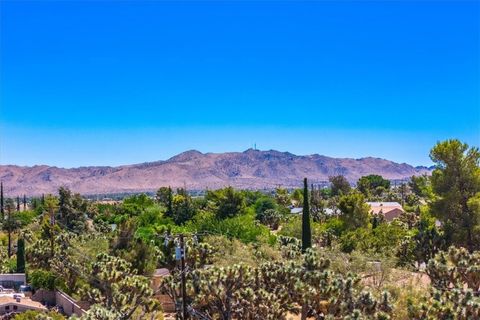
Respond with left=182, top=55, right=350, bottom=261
left=0, top=139, right=479, bottom=319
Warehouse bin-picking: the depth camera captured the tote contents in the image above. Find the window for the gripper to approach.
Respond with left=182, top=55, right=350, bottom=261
left=5, top=306, right=9, bottom=310
left=13, top=305, right=18, bottom=310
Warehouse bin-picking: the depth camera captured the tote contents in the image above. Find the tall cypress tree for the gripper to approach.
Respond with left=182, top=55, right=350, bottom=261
left=23, top=194, right=27, bottom=211
left=16, top=196, right=20, bottom=212
left=0, top=182, right=4, bottom=219
left=16, top=237, right=26, bottom=273
left=302, top=177, right=312, bottom=253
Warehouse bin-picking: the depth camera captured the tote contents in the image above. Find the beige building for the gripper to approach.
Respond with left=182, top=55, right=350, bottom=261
left=366, top=202, right=404, bottom=221
left=0, top=296, right=47, bottom=315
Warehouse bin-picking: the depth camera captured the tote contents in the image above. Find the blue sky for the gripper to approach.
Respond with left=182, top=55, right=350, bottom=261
left=1, top=1, right=479, bottom=168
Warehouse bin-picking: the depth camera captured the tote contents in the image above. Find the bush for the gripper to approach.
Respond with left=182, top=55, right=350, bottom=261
left=29, top=269, right=60, bottom=291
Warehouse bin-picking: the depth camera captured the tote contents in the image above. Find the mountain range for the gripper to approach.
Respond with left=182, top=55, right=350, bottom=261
left=0, top=149, right=433, bottom=196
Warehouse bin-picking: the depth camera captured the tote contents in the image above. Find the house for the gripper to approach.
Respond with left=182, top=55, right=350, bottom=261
left=0, top=296, right=47, bottom=315
left=366, top=202, right=404, bottom=221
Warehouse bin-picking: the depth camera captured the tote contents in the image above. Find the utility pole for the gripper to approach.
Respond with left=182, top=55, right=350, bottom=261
left=179, top=234, right=188, bottom=320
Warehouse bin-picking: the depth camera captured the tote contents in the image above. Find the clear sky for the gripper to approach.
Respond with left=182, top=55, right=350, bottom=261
left=1, top=1, right=479, bottom=168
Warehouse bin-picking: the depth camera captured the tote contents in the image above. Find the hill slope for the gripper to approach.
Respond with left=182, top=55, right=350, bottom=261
left=0, top=149, right=432, bottom=196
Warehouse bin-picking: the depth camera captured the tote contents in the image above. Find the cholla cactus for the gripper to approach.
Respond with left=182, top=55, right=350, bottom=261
left=80, top=253, right=161, bottom=319
left=408, top=246, right=480, bottom=319
left=163, top=247, right=393, bottom=319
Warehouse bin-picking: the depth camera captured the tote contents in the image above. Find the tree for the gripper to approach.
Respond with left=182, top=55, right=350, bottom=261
left=310, top=185, right=326, bottom=222
left=43, top=195, right=59, bottom=259
left=207, top=187, right=245, bottom=219
left=58, top=187, right=87, bottom=233
left=397, top=213, right=445, bottom=269
left=23, top=194, right=27, bottom=211
left=172, top=194, right=196, bottom=225
left=254, top=197, right=276, bottom=220
left=3, top=198, right=20, bottom=257
left=329, top=175, right=351, bottom=196
left=0, top=182, right=4, bottom=219
left=357, top=175, right=390, bottom=197
left=291, top=188, right=303, bottom=206
left=338, top=192, right=370, bottom=230
left=16, top=196, right=20, bottom=211
left=302, top=178, right=311, bottom=253
left=275, top=187, right=290, bottom=207
left=156, top=186, right=174, bottom=218
left=16, top=237, right=26, bottom=273
left=429, top=139, right=480, bottom=251
left=409, top=174, right=433, bottom=199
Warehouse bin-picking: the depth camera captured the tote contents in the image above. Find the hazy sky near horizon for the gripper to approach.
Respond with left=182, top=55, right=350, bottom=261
left=1, top=1, right=479, bottom=168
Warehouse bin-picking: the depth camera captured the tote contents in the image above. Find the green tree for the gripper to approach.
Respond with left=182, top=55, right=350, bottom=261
left=16, top=237, right=25, bottom=273
left=3, top=198, right=21, bottom=257
left=429, top=139, right=480, bottom=251
left=409, top=174, right=433, bottom=199
left=207, top=187, right=245, bottom=219
left=254, top=197, right=276, bottom=220
left=291, top=188, right=303, bottom=206
left=338, top=192, right=370, bottom=230
left=357, top=174, right=391, bottom=197
left=329, top=175, right=351, bottom=196
left=0, top=182, right=4, bottom=219
left=58, top=187, right=88, bottom=233
left=172, top=194, right=196, bottom=224
left=156, top=186, right=174, bottom=217
left=302, top=178, right=311, bottom=253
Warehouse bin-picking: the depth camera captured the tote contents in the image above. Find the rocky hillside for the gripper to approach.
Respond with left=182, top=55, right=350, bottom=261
left=0, top=149, right=432, bottom=196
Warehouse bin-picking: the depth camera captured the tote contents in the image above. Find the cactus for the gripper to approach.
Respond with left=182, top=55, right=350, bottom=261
left=408, top=246, right=480, bottom=319
left=163, top=247, right=393, bottom=319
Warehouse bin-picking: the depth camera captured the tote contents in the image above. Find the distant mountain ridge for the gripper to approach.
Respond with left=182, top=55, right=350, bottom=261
left=0, top=149, right=433, bottom=196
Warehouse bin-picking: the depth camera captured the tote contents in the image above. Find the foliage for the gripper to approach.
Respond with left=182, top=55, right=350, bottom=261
left=329, top=175, right=351, bottom=196
left=171, top=193, right=196, bottom=225
left=29, top=269, right=60, bottom=291
left=429, top=139, right=480, bottom=250
left=13, top=310, right=66, bottom=320
left=397, top=212, right=445, bottom=269
left=80, top=253, right=161, bottom=319
left=187, top=210, right=272, bottom=244
left=357, top=175, right=391, bottom=198
left=302, top=178, right=312, bottom=253
left=339, top=222, right=407, bottom=255
left=58, top=187, right=88, bottom=233
left=409, top=174, right=433, bottom=200
left=338, top=192, right=370, bottom=230
left=163, top=248, right=393, bottom=320
left=257, top=208, right=282, bottom=230
left=274, top=187, right=290, bottom=207
left=206, top=187, right=245, bottom=219
left=408, top=246, right=480, bottom=319
left=17, top=236, right=26, bottom=273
